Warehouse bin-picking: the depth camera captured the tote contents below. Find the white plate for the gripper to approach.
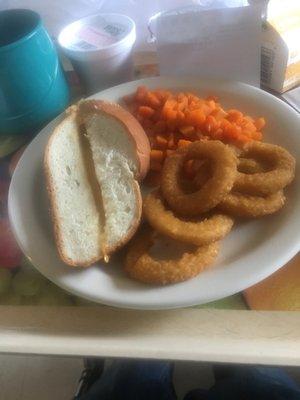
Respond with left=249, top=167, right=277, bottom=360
left=8, top=77, right=300, bottom=310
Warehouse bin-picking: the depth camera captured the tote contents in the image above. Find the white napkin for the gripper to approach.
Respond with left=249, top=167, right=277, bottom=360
left=155, top=3, right=262, bottom=86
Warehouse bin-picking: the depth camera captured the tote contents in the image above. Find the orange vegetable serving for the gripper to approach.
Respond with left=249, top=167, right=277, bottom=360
left=124, top=86, right=266, bottom=174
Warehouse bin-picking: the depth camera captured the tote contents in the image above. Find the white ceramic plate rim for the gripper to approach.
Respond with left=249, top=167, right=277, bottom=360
left=8, top=76, right=300, bottom=309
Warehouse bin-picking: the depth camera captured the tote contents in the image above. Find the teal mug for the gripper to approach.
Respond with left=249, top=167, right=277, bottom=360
left=0, top=9, right=69, bottom=138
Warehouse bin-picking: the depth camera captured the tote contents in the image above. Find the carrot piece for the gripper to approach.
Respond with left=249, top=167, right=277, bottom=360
left=254, top=117, right=266, bottom=131
left=150, top=149, right=164, bottom=162
left=185, top=110, right=205, bottom=127
left=165, top=108, right=177, bottom=121
left=238, top=134, right=252, bottom=143
left=178, top=139, right=192, bottom=148
left=136, top=86, right=147, bottom=102
left=211, top=108, right=227, bottom=121
left=138, top=106, right=155, bottom=118
left=126, top=86, right=265, bottom=149
left=179, top=125, right=195, bottom=137
left=177, top=97, right=188, bottom=111
left=242, top=121, right=256, bottom=132
left=155, top=135, right=168, bottom=149
left=205, top=115, right=218, bottom=133
left=210, top=127, right=223, bottom=139
left=207, top=100, right=216, bottom=110
left=146, top=93, right=161, bottom=109
left=168, top=133, right=176, bottom=149
left=251, top=131, right=263, bottom=140
left=166, top=149, right=175, bottom=157
left=177, top=110, right=185, bottom=123
left=227, top=109, right=243, bottom=123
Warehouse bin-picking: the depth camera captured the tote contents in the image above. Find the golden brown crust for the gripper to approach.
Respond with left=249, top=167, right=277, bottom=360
left=161, top=141, right=238, bottom=216
left=44, top=110, right=101, bottom=267
left=143, top=190, right=234, bottom=246
left=218, top=190, right=286, bottom=218
left=78, top=100, right=151, bottom=180
left=233, top=142, right=296, bottom=196
left=124, top=225, right=220, bottom=285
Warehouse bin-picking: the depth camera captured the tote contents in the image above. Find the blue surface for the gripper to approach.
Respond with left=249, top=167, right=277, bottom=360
left=0, top=9, right=69, bottom=135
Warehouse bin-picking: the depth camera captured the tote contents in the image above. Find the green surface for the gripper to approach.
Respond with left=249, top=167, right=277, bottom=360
left=197, top=294, right=248, bottom=310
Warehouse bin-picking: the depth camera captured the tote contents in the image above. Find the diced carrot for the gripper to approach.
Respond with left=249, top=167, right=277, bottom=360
left=227, top=109, right=243, bottom=123
left=124, top=86, right=266, bottom=156
left=166, top=149, right=175, bottom=157
left=185, top=110, right=205, bottom=127
left=251, top=131, right=263, bottom=140
left=205, top=115, right=218, bottom=133
left=135, top=86, right=147, bottom=102
left=150, top=149, right=164, bottom=162
left=138, top=106, right=155, bottom=118
left=179, top=125, right=195, bottom=137
left=242, top=121, right=256, bottom=132
left=155, top=135, right=168, bottom=149
left=168, top=133, right=176, bottom=149
left=207, top=100, right=216, bottom=110
left=238, top=134, right=252, bottom=143
left=177, top=110, right=185, bottom=123
left=165, top=108, right=177, bottom=121
left=211, top=108, right=227, bottom=121
left=254, top=117, right=266, bottom=131
left=177, top=98, right=188, bottom=111
left=178, top=139, right=192, bottom=148
left=146, top=93, right=161, bottom=109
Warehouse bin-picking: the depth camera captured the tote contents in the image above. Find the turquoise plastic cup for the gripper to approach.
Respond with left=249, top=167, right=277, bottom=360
left=0, top=9, right=70, bottom=139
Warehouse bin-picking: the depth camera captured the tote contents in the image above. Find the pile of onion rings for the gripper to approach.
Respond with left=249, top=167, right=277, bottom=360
left=124, top=140, right=295, bottom=285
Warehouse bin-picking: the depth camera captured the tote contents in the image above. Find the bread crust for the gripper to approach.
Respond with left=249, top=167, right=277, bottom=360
left=78, top=100, right=150, bottom=180
left=44, top=110, right=102, bottom=267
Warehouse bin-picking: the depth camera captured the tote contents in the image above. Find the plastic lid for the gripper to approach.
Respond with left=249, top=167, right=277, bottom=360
left=58, top=13, right=136, bottom=58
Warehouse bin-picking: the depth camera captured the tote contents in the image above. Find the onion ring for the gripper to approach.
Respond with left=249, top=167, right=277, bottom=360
left=143, top=190, right=234, bottom=245
left=233, top=142, right=295, bottom=196
left=124, top=226, right=219, bottom=285
left=237, top=158, right=264, bottom=174
left=161, top=140, right=238, bottom=216
left=218, top=190, right=285, bottom=218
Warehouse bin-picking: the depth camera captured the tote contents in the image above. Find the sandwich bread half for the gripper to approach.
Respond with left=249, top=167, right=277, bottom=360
left=44, top=100, right=150, bottom=267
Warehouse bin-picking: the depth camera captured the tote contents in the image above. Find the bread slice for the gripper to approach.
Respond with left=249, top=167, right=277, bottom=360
left=44, top=111, right=103, bottom=266
left=78, top=100, right=148, bottom=254
left=45, top=101, right=150, bottom=267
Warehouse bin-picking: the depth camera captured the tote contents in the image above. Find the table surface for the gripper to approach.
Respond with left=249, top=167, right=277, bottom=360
left=0, top=52, right=299, bottom=364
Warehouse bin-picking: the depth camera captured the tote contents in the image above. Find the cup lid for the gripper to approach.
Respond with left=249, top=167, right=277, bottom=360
left=58, top=13, right=136, bottom=57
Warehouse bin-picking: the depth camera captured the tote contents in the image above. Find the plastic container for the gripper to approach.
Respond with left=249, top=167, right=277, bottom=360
left=58, top=13, right=136, bottom=94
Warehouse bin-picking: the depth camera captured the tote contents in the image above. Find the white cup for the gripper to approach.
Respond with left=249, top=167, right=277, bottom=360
left=58, top=13, right=136, bottom=94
